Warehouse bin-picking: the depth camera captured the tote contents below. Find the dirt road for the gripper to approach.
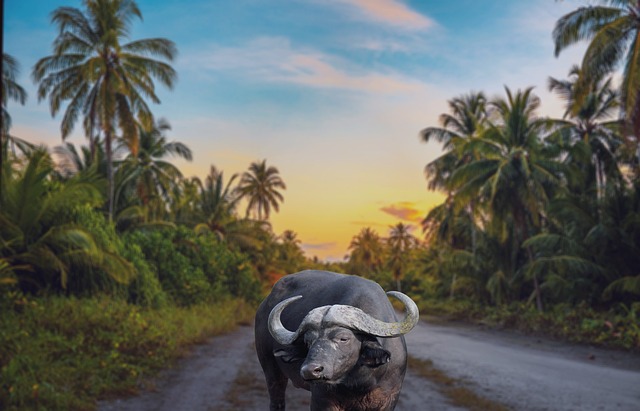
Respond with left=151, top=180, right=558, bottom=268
left=99, top=321, right=640, bottom=411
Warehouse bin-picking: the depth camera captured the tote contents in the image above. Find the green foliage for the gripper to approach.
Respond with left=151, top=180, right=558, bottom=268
left=0, top=149, right=134, bottom=294
left=124, top=226, right=261, bottom=305
left=0, top=294, right=254, bottom=411
left=124, top=228, right=212, bottom=305
left=63, top=205, right=136, bottom=296
left=120, top=242, right=168, bottom=308
left=417, top=298, right=640, bottom=351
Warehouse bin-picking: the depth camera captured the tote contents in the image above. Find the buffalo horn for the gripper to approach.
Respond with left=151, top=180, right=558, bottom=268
left=268, top=296, right=332, bottom=345
left=322, top=291, right=419, bottom=337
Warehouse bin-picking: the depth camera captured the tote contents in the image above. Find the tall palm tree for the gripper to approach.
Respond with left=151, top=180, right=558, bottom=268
left=277, top=230, right=306, bottom=274
left=548, top=64, right=623, bottom=201
left=348, top=227, right=385, bottom=275
left=33, top=0, right=177, bottom=220
left=553, top=0, right=640, bottom=138
left=421, top=92, right=487, bottom=259
left=451, top=87, right=564, bottom=311
left=1, top=53, right=32, bottom=165
left=194, top=165, right=240, bottom=239
left=116, top=119, right=192, bottom=220
left=1, top=53, right=27, bottom=139
left=387, top=223, right=417, bottom=291
left=237, top=159, right=286, bottom=221
left=420, top=91, right=487, bottom=191
left=421, top=199, right=476, bottom=299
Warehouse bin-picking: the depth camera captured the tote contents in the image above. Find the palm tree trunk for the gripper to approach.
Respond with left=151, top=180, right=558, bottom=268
left=527, top=245, right=543, bottom=312
left=449, top=272, right=456, bottom=300
left=105, top=129, right=114, bottom=221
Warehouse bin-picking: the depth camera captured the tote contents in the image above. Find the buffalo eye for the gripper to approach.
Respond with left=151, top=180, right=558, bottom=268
left=333, top=332, right=352, bottom=343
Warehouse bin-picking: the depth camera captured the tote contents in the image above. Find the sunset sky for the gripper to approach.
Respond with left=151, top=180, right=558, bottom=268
left=5, top=0, right=587, bottom=260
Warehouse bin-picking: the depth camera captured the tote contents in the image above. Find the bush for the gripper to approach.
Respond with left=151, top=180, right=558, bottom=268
left=120, top=243, right=168, bottom=308
left=124, top=228, right=212, bottom=306
left=123, top=226, right=262, bottom=305
left=64, top=205, right=135, bottom=297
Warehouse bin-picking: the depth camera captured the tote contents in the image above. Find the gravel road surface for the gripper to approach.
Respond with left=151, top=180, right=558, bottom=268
left=99, top=320, right=640, bottom=410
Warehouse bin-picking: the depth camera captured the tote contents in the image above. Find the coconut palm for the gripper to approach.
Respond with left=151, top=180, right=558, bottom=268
left=116, top=119, right=192, bottom=220
left=548, top=64, right=623, bottom=200
left=32, top=0, right=177, bottom=220
left=277, top=230, right=306, bottom=274
left=553, top=0, right=640, bottom=137
left=53, top=142, right=107, bottom=179
left=1, top=53, right=32, bottom=160
left=236, top=159, right=286, bottom=221
left=387, top=223, right=417, bottom=291
left=420, top=91, right=487, bottom=191
left=421, top=92, right=487, bottom=260
left=194, top=165, right=240, bottom=239
left=348, top=227, right=385, bottom=275
left=2, top=53, right=27, bottom=138
left=421, top=199, right=476, bottom=299
left=451, top=87, right=565, bottom=311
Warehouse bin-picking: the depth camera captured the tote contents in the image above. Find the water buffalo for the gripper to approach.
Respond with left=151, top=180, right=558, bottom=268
left=254, top=270, right=419, bottom=411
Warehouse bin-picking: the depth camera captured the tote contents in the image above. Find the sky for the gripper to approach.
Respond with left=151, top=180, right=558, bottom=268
left=4, top=0, right=589, bottom=261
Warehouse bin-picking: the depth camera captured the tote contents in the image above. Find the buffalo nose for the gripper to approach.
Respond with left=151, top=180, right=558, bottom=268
left=301, top=363, right=324, bottom=380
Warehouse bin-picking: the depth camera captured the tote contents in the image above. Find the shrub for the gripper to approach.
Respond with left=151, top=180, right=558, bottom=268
left=0, top=294, right=254, bottom=411
left=124, top=228, right=212, bottom=306
left=123, top=226, right=262, bottom=305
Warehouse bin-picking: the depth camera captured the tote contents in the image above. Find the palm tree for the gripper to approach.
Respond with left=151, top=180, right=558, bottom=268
left=33, top=0, right=177, bottom=220
left=451, top=87, right=565, bottom=311
left=421, top=92, right=487, bottom=260
left=277, top=230, right=306, bottom=274
left=2, top=53, right=28, bottom=139
left=116, top=119, right=192, bottom=220
left=194, top=165, right=240, bottom=239
left=553, top=0, right=640, bottom=138
left=1, top=53, right=32, bottom=167
left=548, top=64, right=623, bottom=201
left=53, top=142, right=107, bottom=179
left=0, top=148, right=133, bottom=292
left=420, top=91, right=487, bottom=191
left=387, top=223, right=417, bottom=291
left=348, top=227, right=385, bottom=276
left=237, top=159, right=286, bottom=221
left=421, top=199, right=476, bottom=299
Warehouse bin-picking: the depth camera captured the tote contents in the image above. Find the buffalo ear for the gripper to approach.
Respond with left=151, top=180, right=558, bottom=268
left=360, top=339, right=391, bottom=367
left=274, top=346, right=307, bottom=363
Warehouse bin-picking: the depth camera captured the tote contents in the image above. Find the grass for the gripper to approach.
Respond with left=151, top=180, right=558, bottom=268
left=0, top=294, right=255, bottom=411
left=417, top=299, right=640, bottom=352
left=408, top=355, right=510, bottom=411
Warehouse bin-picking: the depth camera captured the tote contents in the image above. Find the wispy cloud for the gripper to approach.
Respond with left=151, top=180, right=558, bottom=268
left=331, top=0, right=434, bottom=31
left=183, top=36, right=422, bottom=94
left=380, top=201, right=424, bottom=223
left=302, top=242, right=338, bottom=250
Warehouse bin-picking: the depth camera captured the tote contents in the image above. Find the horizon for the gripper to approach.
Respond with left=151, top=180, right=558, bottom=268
left=5, top=0, right=589, bottom=261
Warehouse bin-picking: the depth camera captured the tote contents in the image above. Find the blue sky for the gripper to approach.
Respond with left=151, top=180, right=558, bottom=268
left=4, top=0, right=589, bottom=260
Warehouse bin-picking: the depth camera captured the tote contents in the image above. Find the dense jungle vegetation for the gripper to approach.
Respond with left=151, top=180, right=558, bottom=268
left=1, top=0, right=639, bottom=410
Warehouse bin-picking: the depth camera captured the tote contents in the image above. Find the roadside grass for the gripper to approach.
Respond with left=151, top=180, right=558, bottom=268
left=0, top=294, right=255, bottom=411
left=418, top=299, right=640, bottom=352
left=408, top=355, right=510, bottom=411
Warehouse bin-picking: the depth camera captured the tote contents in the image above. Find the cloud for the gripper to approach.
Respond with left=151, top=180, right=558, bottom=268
left=182, top=37, right=423, bottom=94
left=379, top=201, right=424, bottom=223
left=302, top=242, right=338, bottom=250
left=331, top=0, right=434, bottom=31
